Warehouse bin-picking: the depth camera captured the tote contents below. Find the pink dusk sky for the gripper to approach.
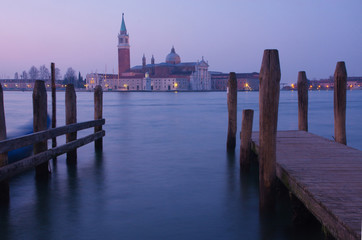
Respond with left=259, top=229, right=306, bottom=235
left=0, top=0, right=361, bottom=83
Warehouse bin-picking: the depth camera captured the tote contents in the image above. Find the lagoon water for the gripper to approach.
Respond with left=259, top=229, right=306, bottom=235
left=0, top=90, right=361, bottom=240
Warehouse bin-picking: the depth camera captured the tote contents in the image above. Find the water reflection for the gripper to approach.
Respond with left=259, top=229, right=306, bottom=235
left=1, top=91, right=359, bottom=239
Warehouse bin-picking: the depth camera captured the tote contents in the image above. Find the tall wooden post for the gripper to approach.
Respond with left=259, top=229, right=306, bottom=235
left=259, top=49, right=281, bottom=210
left=51, top=62, right=56, bottom=149
left=334, top=62, right=347, bottom=145
left=33, top=80, right=50, bottom=178
left=297, top=71, right=308, bottom=131
left=240, top=109, right=254, bottom=170
left=66, top=84, right=77, bottom=163
left=94, top=85, right=103, bottom=151
left=0, top=84, right=9, bottom=203
left=227, top=72, right=237, bottom=152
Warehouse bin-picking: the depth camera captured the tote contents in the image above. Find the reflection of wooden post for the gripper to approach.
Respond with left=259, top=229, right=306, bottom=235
left=240, top=109, right=254, bottom=170
left=66, top=84, right=77, bottom=163
left=94, top=85, right=103, bottom=151
left=334, top=62, right=347, bottom=145
left=33, top=80, right=50, bottom=178
left=0, top=84, right=9, bottom=203
left=227, top=72, right=237, bottom=152
left=297, top=71, right=308, bottom=131
left=51, top=62, right=56, bottom=149
left=259, top=49, right=281, bottom=210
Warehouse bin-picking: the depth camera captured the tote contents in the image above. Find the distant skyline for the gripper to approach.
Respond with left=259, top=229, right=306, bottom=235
left=0, top=0, right=361, bottom=83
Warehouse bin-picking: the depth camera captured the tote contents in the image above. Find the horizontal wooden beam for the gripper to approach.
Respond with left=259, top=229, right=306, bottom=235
left=0, top=130, right=105, bottom=182
left=0, top=119, right=105, bottom=153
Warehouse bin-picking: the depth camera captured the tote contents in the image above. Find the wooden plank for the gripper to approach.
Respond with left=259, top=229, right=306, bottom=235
left=94, top=85, right=103, bottom=150
left=0, top=83, right=9, bottom=203
left=0, top=130, right=105, bottom=182
left=227, top=72, right=237, bottom=152
left=65, top=84, right=77, bottom=163
left=51, top=62, right=56, bottom=149
left=0, top=119, right=105, bottom=153
left=258, top=49, right=281, bottom=209
left=33, top=80, right=49, bottom=177
left=297, top=71, right=308, bottom=131
left=252, top=130, right=362, bottom=240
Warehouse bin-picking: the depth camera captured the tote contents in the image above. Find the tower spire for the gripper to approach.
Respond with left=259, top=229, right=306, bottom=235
left=120, top=13, right=127, bottom=35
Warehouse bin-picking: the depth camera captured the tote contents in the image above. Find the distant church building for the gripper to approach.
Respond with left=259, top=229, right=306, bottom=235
left=86, top=14, right=259, bottom=91
left=86, top=14, right=211, bottom=91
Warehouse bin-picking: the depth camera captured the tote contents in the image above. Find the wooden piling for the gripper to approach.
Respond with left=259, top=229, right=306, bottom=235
left=66, top=84, right=77, bottom=163
left=258, top=49, right=281, bottom=210
left=240, top=109, right=254, bottom=170
left=227, top=72, right=237, bottom=152
left=33, top=80, right=50, bottom=177
left=0, top=84, right=9, bottom=203
left=334, top=62, right=347, bottom=145
left=94, top=85, right=103, bottom=151
left=297, top=71, right=308, bottom=131
left=51, top=62, right=56, bottom=149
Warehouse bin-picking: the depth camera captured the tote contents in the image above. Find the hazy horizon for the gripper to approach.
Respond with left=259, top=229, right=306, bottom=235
left=1, top=0, right=361, bottom=83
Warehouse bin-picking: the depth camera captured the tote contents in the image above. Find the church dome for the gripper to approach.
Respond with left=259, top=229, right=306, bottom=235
left=165, top=46, right=181, bottom=64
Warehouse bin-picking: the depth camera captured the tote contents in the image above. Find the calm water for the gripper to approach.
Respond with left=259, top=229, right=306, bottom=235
left=0, top=90, right=361, bottom=240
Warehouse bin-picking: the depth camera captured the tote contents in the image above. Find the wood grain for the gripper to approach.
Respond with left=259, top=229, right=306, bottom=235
left=252, top=130, right=361, bottom=240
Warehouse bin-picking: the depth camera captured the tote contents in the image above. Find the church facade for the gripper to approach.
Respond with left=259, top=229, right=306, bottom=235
left=86, top=14, right=211, bottom=91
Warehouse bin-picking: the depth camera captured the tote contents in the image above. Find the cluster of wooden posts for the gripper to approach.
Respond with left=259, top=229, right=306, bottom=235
left=0, top=63, right=105, bottom=204
left=227, top=49, right=347, bottom=209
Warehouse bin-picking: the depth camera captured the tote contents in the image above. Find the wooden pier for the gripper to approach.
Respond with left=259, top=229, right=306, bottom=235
left=0, top=69, right=105, bottom=203
left=251, top=130, right=362, bottom=240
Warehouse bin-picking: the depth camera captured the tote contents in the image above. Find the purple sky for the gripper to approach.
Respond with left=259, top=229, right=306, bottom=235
left=0, top=0, right=361, bottom=83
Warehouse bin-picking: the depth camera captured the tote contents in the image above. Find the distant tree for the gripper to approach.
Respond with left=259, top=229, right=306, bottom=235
left=14, top=72, right=19, bottom=80
left=39, top=65, right=50, bottom=80
left=55, top=68, right=61, bottom=80
left=64, top=67, right=76, bottom=85
left=29, top=66, right=39, bottom=80
left=78, top=72, right=85, bottom=88
left=22, top=71, right=28, bottom=80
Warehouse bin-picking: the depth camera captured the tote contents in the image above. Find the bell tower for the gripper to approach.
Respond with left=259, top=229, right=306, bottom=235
left=118, top=13, right=130, bottom=76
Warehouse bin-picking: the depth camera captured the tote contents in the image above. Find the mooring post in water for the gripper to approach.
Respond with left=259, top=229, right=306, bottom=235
left=240, top=109, right=254, bottom=170
left=0, top=84, right=9, bottom=203
left=51, top=62, right=57, bottom=149
left=227, top=72, right=237, bottom=152
left=297, top=71, right=308, bottom=132
left=334, top=62, right=347, bottom=145
left=259, top=49, right=281, bottom=210
left=33, top=80, right=50, bottom=178
left=94, top=85, right=103, bottom=151
left=66, top=84, right=77, bottom=163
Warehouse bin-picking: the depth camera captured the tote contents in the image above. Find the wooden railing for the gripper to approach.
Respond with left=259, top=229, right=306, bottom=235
left=0, top=77, right=105, bottom=203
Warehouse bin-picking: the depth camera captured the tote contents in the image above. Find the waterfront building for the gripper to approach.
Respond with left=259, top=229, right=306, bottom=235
left=210, top=72, right=259, bottom=91
left=86, top=14, right=211, bottom=91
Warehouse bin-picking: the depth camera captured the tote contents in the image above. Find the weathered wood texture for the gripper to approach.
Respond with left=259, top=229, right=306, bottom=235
left=0, top=84, right=7, bottom=166
left=51, top=62, right=56, bottom=148
left=258, top=49, right=281, bottom=209
left=334, top=62, right=347, bottom=145
left=252, top=130, right=362, bottom=240
left=0, top=119, right=105, bottom=153
left=297, top=71, right=308, bottom=131
left=0, top=131, right=105, bottom=182
left=240, top=109, right=254, bottom=170
left=94, top=85, right=103, bottom=150
left=0, top=84, right=9, bottom=202
left=66, top=84, right=77, bottom=163
left=33, top=80, right=49, bottom=177
left=227, top=72, right=237, bottom=152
